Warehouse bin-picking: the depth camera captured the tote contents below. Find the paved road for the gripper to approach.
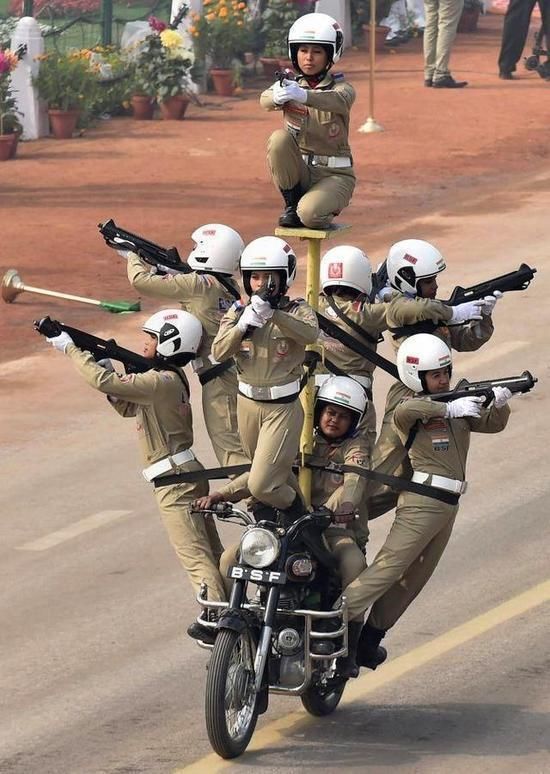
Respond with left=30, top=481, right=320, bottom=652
left=1, top=171, right=549, bottom=773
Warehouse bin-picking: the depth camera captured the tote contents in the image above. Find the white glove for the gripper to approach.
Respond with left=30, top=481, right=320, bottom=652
left=449, top=299, right=485, bottom=324
left=445, top=396, right=485, bottom=419
left=97, top=358, right=114, bottom=372
left=481, top=290, right=503, bottom=316
left=47, top=331, right=74, bottom=353
left=376, top=280, right=393, bottom=303
left=492, top=386, right=512, bottom=408
left=250, top=294, right=274, bottom=321
left=116, top=249, right=133, bottom=260
left=272, top=80, right=307, bottom=105
left=236, top=305, right=265, bottom=333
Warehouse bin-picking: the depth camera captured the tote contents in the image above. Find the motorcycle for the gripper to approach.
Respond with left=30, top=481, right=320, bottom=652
left=191, top=502, right=350, bottom=759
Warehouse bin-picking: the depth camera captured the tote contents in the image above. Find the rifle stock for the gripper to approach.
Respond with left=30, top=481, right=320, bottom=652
left=98, top=219, right=190, bottom=273
left=34, top=316, right=157, bottom=374
left=444, top=263, right=536, bottom=305
left=430, top=370, right=537, bottom=405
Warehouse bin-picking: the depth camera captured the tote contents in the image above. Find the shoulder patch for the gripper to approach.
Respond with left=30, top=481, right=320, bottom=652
left=332, top=72, right=345, bottom=81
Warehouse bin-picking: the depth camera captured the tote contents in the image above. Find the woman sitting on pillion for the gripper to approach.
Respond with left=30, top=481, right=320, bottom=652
left=260, top=12, right=356, bottom=231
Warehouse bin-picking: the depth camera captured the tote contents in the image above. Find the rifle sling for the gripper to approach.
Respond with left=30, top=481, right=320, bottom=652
left=325, top=294, right=381, bottom=345
left=198, top=359, right=234, bottom=386
left=153, top=456, right=458, bottom=505
left=317, top=312, right=400, bottom=380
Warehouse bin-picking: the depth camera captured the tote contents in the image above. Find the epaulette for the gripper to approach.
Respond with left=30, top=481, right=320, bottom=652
left=332, top=72, right=345, bottom=81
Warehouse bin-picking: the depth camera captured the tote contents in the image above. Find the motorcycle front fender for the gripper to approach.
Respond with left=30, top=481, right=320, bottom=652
left=217, top=607, right=260, bottom=635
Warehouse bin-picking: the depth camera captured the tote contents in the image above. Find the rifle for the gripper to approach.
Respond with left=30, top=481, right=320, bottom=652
left=98, top=219, right=190, bottom=274
left=275, top=68, right=296, bottom=86
left=242, top=273, right=281, bottom=339
left=368, top=259, right=389, bottom=303
left=34, top=316, right=158, bottom=374
left=429, top=370, right=537, bottom=406
left=443, top=263, right=536, bottom=305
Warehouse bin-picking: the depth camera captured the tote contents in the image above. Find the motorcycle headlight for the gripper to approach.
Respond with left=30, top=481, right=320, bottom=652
left=240, top=528, right=280, bottom=569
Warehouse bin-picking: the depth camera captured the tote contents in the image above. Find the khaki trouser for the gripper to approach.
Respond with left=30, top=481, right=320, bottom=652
left=237, top=394, right=303, bottom=510
left=154, top=470, right=227, bottom=602
left=368, top=515, right=455, bottom=630
left=366, top=408, right=412, bottom=521
left=219, top=530, right=366, bottom=600
left=202, top=368, right=248, bottom=468
left=344, top=493, right=458, bottom=620
left=423, top=0, right=465, bottom=80
left=267, top=130, right=356, bottom=230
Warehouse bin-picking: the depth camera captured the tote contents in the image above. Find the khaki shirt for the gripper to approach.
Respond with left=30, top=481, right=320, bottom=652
left=66, top=344, right=194, bottom=467
left=260, top=73, right=355, bottom=159
left=211, top=299, right=319, bottom=388
left=317, top=293, right=388, bottom=379
left=127, top=254, right=241, bottom=373
left=385, top=292, right=495, bottom=412
left=392, top=396, right=510, bottom=481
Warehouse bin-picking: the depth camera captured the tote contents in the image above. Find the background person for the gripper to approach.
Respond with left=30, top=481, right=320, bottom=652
left=498, top=0, right=550, bottom=79
left=423, top=0, right=468, bottom=88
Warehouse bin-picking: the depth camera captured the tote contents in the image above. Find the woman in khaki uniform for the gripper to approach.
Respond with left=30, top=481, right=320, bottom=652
left=260, top=13, right=355, bottom=230
left=43, top=309, right=228, bottom=605
left=211, top=235, right=318, bottom=521
left=337, top=334, right=513, bottom=678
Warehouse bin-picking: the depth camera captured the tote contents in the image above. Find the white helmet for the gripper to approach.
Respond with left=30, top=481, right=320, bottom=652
left=387, top=239, right=446, bottom=296
left=187, top=223, right=244, bottom=276
left=288, top=13, right=344, bottom=72
left=315, top=375, right=367, bottom=437
left=396, top=333, right=452, bottom=393
left=321, top=245, right=373, bottom=296
left=240, top=236, right=297, bottom=296
left=142, top=309, right=202, bottom=362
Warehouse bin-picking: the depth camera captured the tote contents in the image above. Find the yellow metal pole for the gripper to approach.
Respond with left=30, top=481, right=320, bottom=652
left=298, top=237, right=321, bottom=506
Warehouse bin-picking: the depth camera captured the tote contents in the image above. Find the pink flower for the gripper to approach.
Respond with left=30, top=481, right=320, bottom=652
left=148, top=15, right=168, bottom=32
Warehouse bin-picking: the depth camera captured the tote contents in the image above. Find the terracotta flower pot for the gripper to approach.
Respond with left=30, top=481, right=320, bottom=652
left=8, top=131, right=21, bottom=159
left=48, top=109, right=80, bottom=140
left=131, top=95, right=155, bottom=120
left=457, top=8, right=480, bottom=33
left=362, top=24, right=391, bottom=53
left=0, top=135, right=13, bottom=161
left=159, top=95, right=189, bottom=120
left=210, top=69, right=235, bottom=97
left=259, top=57, right=281, bottom=80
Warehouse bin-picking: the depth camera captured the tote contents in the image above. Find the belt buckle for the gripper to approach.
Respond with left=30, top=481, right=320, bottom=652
left=317, top=155, right=329, bottom=166
left=250, top=385, right=271, bottom=401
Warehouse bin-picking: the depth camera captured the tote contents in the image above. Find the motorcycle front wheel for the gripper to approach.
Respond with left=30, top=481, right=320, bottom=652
left=205, top=628, right=259, bottom=758
left=301, top=676, right=347, bottom=717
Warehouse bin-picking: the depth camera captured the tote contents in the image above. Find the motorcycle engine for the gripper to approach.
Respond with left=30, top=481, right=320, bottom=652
left=278, top=653, right=305, bottom=687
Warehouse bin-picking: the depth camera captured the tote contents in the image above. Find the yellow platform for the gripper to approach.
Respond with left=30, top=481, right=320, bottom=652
left=275, top=223, right=352, bottom=241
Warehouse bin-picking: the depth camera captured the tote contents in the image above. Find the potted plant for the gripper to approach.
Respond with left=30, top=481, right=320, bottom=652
left=351, top=0, right=394, bottom=52
left=457, top=0, right=484, bottom=33
left=190, top=0, right=251, bottom=97
left=0, top=47, right=22, bottom=160
left=259, top=0, right=308, bottom=77
left=33, top=50, right=100, bottom=138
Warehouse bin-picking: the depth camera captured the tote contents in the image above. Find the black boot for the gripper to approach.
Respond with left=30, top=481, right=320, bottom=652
left=278, top=184, right=303, bottom=228
left=357, top=623, right=387, bottom=670
left=279, top=492, right=305, bottom=527
left=187, top=619, right=216, bottom=645
left=336, top=621, right=363, bottom=679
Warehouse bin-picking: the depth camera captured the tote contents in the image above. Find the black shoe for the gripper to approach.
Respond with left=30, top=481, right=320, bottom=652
left=499, top=71, right=514, bottom=80
left=280, top=492, right=306, bottom=526
left=424, top=78, right=433, bottom=87
left=248, top=499, right=278, bottom=522
left=357, top=623, right=388, bottom=670
left=187, top=620, right=216, bottom=645
left=336, top=621, right=363, bottom=679
left=432, top=75, right=468, bottom=89
left=278, top=183, right=303, bottom=228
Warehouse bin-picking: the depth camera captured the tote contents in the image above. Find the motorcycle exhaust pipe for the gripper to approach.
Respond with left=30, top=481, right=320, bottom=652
left=1, top=268, right=141, bottom=313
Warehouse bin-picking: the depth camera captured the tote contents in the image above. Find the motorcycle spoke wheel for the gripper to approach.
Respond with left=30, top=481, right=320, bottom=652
left=205, top=628, right=259, bottom=758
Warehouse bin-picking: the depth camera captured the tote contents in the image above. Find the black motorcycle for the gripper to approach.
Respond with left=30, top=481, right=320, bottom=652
left=191, top=503, right=350, bottom=759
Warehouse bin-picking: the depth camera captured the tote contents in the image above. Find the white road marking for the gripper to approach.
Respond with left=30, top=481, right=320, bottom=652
left=16, top=510, right=133, bottom=551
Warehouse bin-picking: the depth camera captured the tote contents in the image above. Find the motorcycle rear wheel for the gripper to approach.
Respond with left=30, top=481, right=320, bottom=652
left=301, top=677, right=347, bottom=716
left=205, top=628, right=259, bottom=758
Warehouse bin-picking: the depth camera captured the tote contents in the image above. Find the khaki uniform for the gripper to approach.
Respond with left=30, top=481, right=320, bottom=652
left=317, top=293, right=388, bottom=452
left=64, top=344, right=227, bottom=601
left=260, top=73, right=356, bottom=230
left=212, top=298, right=318, bottom=509
left=219, top=428, right=371, bottom=597
left=127, top=254, right=246, bottom=468
left=370, top=292, right=494, bottom=513
left=345, top=394, right=510, bottom=621
left=423, top=0, right=465, bottom=82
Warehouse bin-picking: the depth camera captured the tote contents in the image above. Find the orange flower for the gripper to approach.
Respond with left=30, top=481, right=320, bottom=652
left=218, top=6, right=228, bottom=16
left=206, top=12, right=215, bottom=20
left=238, top=1, right=246, bottom=7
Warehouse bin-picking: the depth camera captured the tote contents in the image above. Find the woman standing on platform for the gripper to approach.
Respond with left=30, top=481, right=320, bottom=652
left=260, top=12, right=356, bottom=230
